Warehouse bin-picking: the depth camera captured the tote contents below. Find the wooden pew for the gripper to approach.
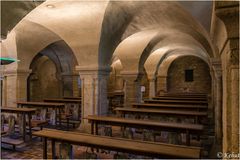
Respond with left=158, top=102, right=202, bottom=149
left=162, top=93, right=207, bottom=98
left=44, top=98, right=81, bottom=103
left=33, top=129, right=202, bottom=159
left=153, top=96, right=207, bottom=101
left=16, top=101, right=65, bottom=127
left=1, top=136, right=24, bottom=150
left=44, top=98, right=81, bottom=121
left=86, top=115, right=204, bottom=146
left=63, top=96, right=81, bottom=100
left=132, top=103, right=207, bottom=111
left=144, top=99, right=208, bottom=105
left=114, top=107, right=207, bottom=124
left=1, top=107, right=36, bottom=141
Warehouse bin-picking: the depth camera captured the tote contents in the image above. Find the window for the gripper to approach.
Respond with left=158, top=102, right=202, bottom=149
left=185, top=69, right=193, bottom=82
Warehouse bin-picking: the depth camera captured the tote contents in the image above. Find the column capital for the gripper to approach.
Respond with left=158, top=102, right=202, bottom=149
left=147, top=74, right=156, bottom=81
left=75, top=65, right=111, bottom=76
left=157, top=75, right=167, bottom=78
left=120, top=71, right=143, bottom=81
left=3, top=69, right=32, bottom=76
left=210, top=58, right=222, bottom=77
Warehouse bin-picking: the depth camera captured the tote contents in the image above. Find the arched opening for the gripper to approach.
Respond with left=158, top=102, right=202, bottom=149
left=27, top=55, right=61, bottom=101
left=27, top=40, right=79, bottom=101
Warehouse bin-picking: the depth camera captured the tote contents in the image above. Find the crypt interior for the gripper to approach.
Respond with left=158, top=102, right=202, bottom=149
left=0, top=0, right=239, bottom=159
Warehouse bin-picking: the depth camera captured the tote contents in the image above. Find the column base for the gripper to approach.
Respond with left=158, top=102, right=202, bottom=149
left=77, top=122, right=91, bottom=134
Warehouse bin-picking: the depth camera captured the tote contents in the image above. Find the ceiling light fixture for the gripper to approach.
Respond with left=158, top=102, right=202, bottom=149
left=46, top=4, right=55, bottom=8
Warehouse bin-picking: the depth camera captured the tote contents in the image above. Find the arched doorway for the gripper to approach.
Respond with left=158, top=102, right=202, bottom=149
left=27, top=40, right=79, bottom=101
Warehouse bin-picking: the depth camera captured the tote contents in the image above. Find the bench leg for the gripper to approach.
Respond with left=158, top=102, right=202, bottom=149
left=51, top=140, right=56, bottom=159
left=13, top=145, right=16, bottom=151
left=43, top=137, right=47, bottom=159
left=95, top=122, right=98, bottom=135
left=186, top=130, right=190, bottom=146
left=23, top=114, right=26, bottom=142
left=28, top=114, right=32, bottom=141
left=40, top=126, right=43, bottom=141
left=67, top=118, right=69, bottom=131
left=91, top=122, right=94, bottom=134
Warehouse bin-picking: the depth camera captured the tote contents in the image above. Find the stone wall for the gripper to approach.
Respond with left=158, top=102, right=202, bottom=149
left=167, top=56, right=211, bottom=94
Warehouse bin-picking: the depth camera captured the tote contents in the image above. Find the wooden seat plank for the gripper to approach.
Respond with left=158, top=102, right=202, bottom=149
left=63, top=96, right=81, bottom=100
left=44, top=98, right=81, bottom=103
left=28, top=120, right=49, bottom=128
left=87, top=115, right=204, bottom=131
left=86, top=115, right=204, bottom=146
left=132, top=103, right=207, bottom=110
left=1, top=136, right=24, bottom=150
left=153, top=97, right=207, bottom=101
left=1, top=107, right=36, bottom=113
left=33, top=129, right=201, bottom=158
left=16, top=101, right=65, bottom=108
left=114, top=107, right=208, bottom=116
left=144, top=99, right=208, bottom=105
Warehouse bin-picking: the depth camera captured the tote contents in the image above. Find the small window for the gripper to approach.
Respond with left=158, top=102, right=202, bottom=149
left=185, top=69, right=193, bottom=82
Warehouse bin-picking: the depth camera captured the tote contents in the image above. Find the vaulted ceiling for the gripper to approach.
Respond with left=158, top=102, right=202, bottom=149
left=1, top=0, right=212, bottom=40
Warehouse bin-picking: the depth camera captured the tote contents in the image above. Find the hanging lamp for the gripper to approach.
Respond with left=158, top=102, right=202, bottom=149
left=0, top=57, right=19, bottom=65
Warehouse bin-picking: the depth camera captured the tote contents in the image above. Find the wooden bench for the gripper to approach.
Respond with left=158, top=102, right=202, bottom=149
left=16, top=101, right=65, bottom=127
left=114, top=107, right=207, bottom=124
left=56, top=119, right=80, bottom=129
left=44, top=98, right=81, bottom=104
left=28, top=120, right=49, bottom=129
left=1, top=136, right=24, bottom=150
left=33, top=129, right=201, bottom=159
left=153, top=96, right=207, bottom=101
left=44, top=99, right=81, bottom=121
left=1, top=107, right=37, bottom=141
left=132, top=103, right=208, bottom=111
left=162, top=93, right=207, bottom=98
left=63, top=96, right=81, bottom=100
left=86, top=115, right=204, bottom=145
left=144, top=99, right=208, bottom=105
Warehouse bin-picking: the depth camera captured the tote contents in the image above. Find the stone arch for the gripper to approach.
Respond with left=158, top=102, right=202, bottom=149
left=27, top=56, right=62, bottom=101
left=14, top=19, right=62, bottom=71
left=166, top=55, right=212, bottom=94
left=27, top=40, right=79, bottom=100
left=156, top=53, right=209, bottom=94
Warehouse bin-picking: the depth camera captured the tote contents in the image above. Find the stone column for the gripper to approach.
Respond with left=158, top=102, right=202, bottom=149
left=121, top=73, right=141, bottom=107
left=76, top=66, right=110, bottom=132
left=115, top=75, right=124, bottom=91
left=156, top=75, right=167, bottom=95
left=72, top=75, right=80, bottom=97
left=148, top=78, right=156, bottom=99
left=211, top=59, right=223, bottom=151
left=61, top=73, right=80, bottom=97
left=2, top=69, right=31, bottom=107
left=215, top=2, right=239, bottom=153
